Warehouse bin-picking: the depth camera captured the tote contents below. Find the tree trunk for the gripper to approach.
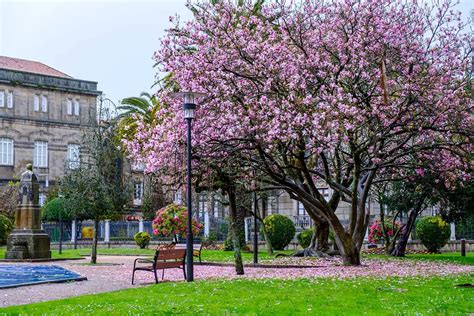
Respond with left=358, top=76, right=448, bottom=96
left=312, top=220, right=330, bottom=252
left=262, top=225, right=273, bottom=255
left=260, top=199, right=273, bottom=255
left=391, top=209, right=417, bottom=257
left=330, top=216, right=361, bottom=265
left=91, top=219, right=99, bottom=264
left=228, top=190, right=244, bottom=275
left=391, top=195, right=426, bottom=257
left=59, top=219, right=63, bottom=254
left=235, top=205, right=246, bottom=249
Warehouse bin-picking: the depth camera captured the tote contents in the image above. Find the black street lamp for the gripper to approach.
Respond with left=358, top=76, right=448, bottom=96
left=172, top=91, right=205, bottom=282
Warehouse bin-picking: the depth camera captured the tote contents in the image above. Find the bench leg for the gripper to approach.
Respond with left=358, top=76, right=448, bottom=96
left=183, top=266, right=186, bottom=280
left=154, top=269, right=159, bottom=284
left=162, top=269, right=165, bottom=281
left=131, top=269, right=135, bottom=285
left=199, top=253, right=202, bottom=263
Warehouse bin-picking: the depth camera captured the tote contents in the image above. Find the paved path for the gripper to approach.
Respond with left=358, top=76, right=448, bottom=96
left=1, top=255, right=473, bottom=307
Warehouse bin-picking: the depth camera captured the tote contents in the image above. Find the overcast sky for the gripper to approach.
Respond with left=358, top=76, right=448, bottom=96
left=0, top=0, right=472, bottom=105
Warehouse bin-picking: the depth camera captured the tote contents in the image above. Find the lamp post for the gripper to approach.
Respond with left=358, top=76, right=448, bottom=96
left=172, top=91, right=205, bottom=282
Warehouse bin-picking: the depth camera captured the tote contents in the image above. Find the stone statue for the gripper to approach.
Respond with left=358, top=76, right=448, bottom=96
left=18, top=164, right=39, bottom=206
left=6, top=165, right=51, bottom=260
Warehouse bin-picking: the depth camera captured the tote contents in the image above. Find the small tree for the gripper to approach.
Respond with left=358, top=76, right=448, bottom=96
left=61, top=102, right=130, bottom=264
left=152, top=204, right=202, bottom=242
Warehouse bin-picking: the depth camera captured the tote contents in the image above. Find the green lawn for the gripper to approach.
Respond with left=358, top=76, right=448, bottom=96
left=1, top=275, right=473, bottom=315
left=364, top=252, right=474, bottom=266
left=1, top=245, right=471, bottom=265
left=0, top=246, right=292, bottom=262
left=0, top=247, right=83, bottom=260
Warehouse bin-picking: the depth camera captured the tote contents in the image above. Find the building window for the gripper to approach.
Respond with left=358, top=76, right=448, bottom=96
left=0, top=91, right=4, bottom=107
left=174, top=191, right=182, bottom=204
left=270, top=191, right=280, bottom=214
left=7, top=91, right=13, bottom=108
left=34, top=95, right=40, bottom=111
left=133, top=181, right=143, bottom=206
left=67, top=99, right=73, bottom=115
left=0, top=138, right=13, bottom=165
left=318, top=188, right=330, bottom=201
left=297, top=201, right=306, bottom=216
left=39, top=193, right=46, bottom=206
left=34, top=141, right=48, bottom=168
left=67, top=144, right=80, bottom=169
left=73, top=99, right=80, bottom=116
left=212, top=195, right=221, bottom=218
left=41, top=95, right=48, bottom=112
left=131, top=161, right=145, bottom=172
left=198, top=194, right=207, bottom=219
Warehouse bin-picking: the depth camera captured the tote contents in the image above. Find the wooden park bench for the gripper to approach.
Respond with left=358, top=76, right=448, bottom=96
left=131, top=248, right=186, bottom=285
left=175, top=243, right=203, bottom=263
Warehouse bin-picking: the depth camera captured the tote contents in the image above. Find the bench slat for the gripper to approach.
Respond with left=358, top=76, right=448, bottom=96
left=156, top=249, right=186, bottom=261
left=156, top=261, right=184, bottom=269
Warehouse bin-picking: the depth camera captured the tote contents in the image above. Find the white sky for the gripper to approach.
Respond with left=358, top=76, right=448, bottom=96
left=0, top=0, right=472, bottom=105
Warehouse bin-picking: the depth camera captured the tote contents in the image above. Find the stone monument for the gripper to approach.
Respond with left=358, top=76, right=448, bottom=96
left=5, top=164, right=51, bottom=260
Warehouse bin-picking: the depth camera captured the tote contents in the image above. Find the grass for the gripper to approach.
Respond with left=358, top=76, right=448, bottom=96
left=0, top=247, right=83, bottom=260
left=364, top=252, right=474, bottom=266
left=1, top=244, right=471, bottom=265
left=0, top=246, right=293, bottom=263
left=1, top=275, right=473, bottom=315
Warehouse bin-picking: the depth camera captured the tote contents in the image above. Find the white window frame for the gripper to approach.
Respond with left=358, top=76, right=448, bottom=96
left=0, top=91, right=4, bottom=107
left=133, top=181, right=144, bottom=206
left=67, top=98, right=73, bottom=115
left=33, top=141, right=48, bottom=168
left=0, top=138, right=13, bottom=165
left=34, top=95, right=40, bottom=111
left=297, top=201, right=307, bottom=216
left=39, top=193, right=46, bottom=206
left=7, top=91, right=13, bottom=108
left=73, top=99, right=80, bottom=116
left=67, top=144, right=80, bottom=169
left=318, top=188, right=330, bottom=202
left=41, top=95, right=48, bottom=112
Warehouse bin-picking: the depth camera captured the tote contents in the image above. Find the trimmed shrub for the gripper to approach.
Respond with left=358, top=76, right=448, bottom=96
left=134, top=232, right=151, bottom=249
left=416, top=216, right=451, bottom=253
left=224, top=234, right=234, bottom=251
left=263, top=214, right=296, bottom=250
left=297, top=228, right=315, bottom=248
left=0, top=214, right=13, bottom=245
left=41, top=198, right=72, bottom=222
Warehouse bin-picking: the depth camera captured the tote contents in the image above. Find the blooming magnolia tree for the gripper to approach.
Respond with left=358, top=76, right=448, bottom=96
left=152, top=204, right=202, bottom=242
left=126, top=0, right=472, bottom=265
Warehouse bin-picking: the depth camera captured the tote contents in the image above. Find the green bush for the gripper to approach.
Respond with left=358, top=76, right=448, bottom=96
left=416, top=216, right=451, bottom=253
left=224, top=234, right=234, bottom=251
left=0, top=214, right=13, bottom=245
left=297, top=228, right=315, bottom=248
left=41, top=198, right=72, bottom=222
left=263, top=214, right=296, bottom=250
left=134, top=232, right=151, bottom=249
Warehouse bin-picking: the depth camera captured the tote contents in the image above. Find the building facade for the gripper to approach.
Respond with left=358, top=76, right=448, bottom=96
left=0, top=56, right=100, bottom=204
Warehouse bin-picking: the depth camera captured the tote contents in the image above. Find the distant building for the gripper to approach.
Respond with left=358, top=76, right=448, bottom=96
left=0, top=56, right=100, bottom=204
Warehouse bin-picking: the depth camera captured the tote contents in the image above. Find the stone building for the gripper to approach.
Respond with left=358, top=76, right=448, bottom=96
left=0, top=56, right=100, bottom=204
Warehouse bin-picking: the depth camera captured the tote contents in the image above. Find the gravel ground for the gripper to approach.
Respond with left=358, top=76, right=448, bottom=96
left=1, top=255, right=473, bottom=307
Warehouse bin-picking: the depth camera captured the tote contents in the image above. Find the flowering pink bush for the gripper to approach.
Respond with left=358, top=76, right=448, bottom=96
left=152, top=204, right=202, bottom=240
left=368, top=219, right=403, bottom=244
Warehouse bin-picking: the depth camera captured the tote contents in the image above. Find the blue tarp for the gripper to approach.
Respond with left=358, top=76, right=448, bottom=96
left=0, top=265, right=86, bottom=289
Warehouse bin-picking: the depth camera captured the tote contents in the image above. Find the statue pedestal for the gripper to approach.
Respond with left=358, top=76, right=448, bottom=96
left=6, top=229, right=51, bottom=260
